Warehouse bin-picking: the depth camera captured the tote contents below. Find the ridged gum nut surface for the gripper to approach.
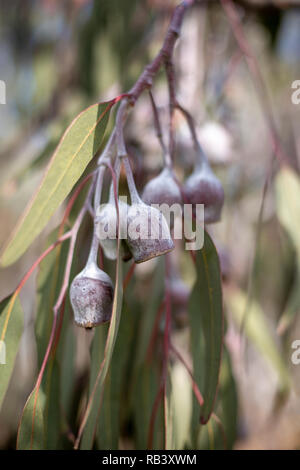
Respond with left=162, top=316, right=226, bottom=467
left=127, top=202, right=174, bottom=263
left=184, top=166, right=224, bottom=224
left=142, top=168, right=182, bottom=207
left=95, top=200, right=129, bottom=260
left=70, top=264, right=114, bottom=328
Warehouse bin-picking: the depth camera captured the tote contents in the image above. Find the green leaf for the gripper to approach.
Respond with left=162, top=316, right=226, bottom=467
left=164, top=369, right=176, bottom=450
left=16, top=388, right=46, bottom=450
left=170, top=361, right=192, bottom=449
left=188, top=231, right=223, bottom=427
left=130, top=259, right=165, bottom=449
left=275, top=166, right=300, bottom=256
left=133, top=362, right=163, bottom=450
left=60, top=322, right=76, bottom=418
left=218, top=347, right=238, bottom=450
left=35, top=229, right=68, bottom=368
left=96, top=301, right=135, bottom=449
left=80, top=324, right=107, bottom=449
left=134, top=257, right=165, bottom=369
left=80, top=237, right=123, bottom=449
left=277, top=266, right=300, bottom=334
left=226, top=287, right=291, bottom=392
left=0, top=294, right=24, bottom=410
left=35, top=229, right=69, bottom=449
left=1, top=100, right=114, bottom=266
left=43, top=359, right=61, bottom=449
left=275, top=167, right=300, bottom=333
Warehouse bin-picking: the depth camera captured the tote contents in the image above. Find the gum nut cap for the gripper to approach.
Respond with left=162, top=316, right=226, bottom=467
left=184, top=165, right=224, bottom=223
left=70, top=263, right=114, bottom=328
left=95, top=200, right=129, bottom=260
left=126, top=201, right=174, bottom=263
left=142, top=167, right=182, bottom=207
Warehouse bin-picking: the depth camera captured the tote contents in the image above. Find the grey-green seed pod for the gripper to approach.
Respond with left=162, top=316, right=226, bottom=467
left=70, top=262, right=113, bottom=328
left=142, top=167, right=182, bottom=207
left=95, top=199, right=129, bottom=260
left=126, top=200, right=174, bottom=263
left=184, top=162, right=224, bottom=224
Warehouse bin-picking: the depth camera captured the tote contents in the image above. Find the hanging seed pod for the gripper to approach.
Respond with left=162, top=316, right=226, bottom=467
left=127, top=200, right=174, bottom=263
left=95, top=199, right=129, bottom=260
left=142, top=167, right=182, bottom=207
left=123, top=156, right=174, bottom=263
left=184, top=159, right=224, bottom=224
left=70, top=262, right=114, bottom=328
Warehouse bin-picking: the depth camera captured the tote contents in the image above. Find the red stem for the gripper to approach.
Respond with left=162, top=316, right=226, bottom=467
left=170, top=343, right=204, bottom=406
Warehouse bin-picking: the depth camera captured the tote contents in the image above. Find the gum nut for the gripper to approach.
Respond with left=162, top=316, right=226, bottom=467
left=184, top=165, right=224, bottom=224
left=95, top=200, right=129, bottom=260
left=70, top=262, right=114, bottom=328
left=126, top=201, right=174, bottom=263
left=142, top=168, right=182, bottom=207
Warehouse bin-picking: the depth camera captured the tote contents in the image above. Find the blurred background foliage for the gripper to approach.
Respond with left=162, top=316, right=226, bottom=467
left=0, top=0, right=300, bottom=450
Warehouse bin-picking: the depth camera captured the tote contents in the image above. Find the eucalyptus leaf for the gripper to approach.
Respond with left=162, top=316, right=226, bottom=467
left=0, top=294, right=24, bottom=410
left=1, top=100, right=114, bottom=266
left=80, top=236, right=123, bottom=449
left=275, top=166, right=300, bottom=255
left=17, top=388, right=46, bottom=450
left=188, top=231, right=223, bottom=428
left=275, top=167, right=300, bottom=333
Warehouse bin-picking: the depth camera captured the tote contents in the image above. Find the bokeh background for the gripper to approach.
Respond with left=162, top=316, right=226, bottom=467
left=0, top=0, right=300, bottom=449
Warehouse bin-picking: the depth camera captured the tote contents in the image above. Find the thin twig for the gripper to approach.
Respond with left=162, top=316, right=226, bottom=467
left=165, top=59, right=177, bottom=162
left=53, top=175, right=97, bottom=316
left=148, top=90, right=169, bottom=164
left=170, top=343, right=204, bottom=406
left=176, top=102, right=208, bottom=167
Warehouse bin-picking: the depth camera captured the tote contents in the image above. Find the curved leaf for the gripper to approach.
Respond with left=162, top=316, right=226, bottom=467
left=275, top=167, right=300, bottom=332
left=188, top=231, right=223, bottom=427
left=80, top=237, right=123, bottom=449
left=1, top=99, right=115, bottom=266
left=0, top=294, right=24, bottom=410
left=133, top=363, right=163, bottom=450
left=164, top=369, right=176, bottom=450
left=35, top=229, right=68, bottom=367
left=275, top=166, right=300, bottom=255
left=17, top=388, right=45, bottom=450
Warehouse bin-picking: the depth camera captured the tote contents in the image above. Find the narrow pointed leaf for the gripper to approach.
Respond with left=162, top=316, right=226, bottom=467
left=17, top=388, right=45, bottom=450
left=133, top=363, right=163, bottom=450
left=35, top=229, right=68, bottom=367
left=188, top=231, right=223, bottom=426
left=164, top=370, right=176, bottom=450
left=1, top=99, right=115, bottom=266
left=275, top=166, right=300, bottom=255
left=275, top=167, right=300, bottom=332
left=277, top=266, right=300, bottom=334
left=96, top=301, right=135, bottom=449
left=43, top=359, right=61, bottom=449
left=0, top=294, right=24, bottom=409
left=80, top=238, right=123, bottom=449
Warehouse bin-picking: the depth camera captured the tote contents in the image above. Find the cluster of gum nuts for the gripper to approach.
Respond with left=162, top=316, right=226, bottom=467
left=70, top=141, right=224, bottom=329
